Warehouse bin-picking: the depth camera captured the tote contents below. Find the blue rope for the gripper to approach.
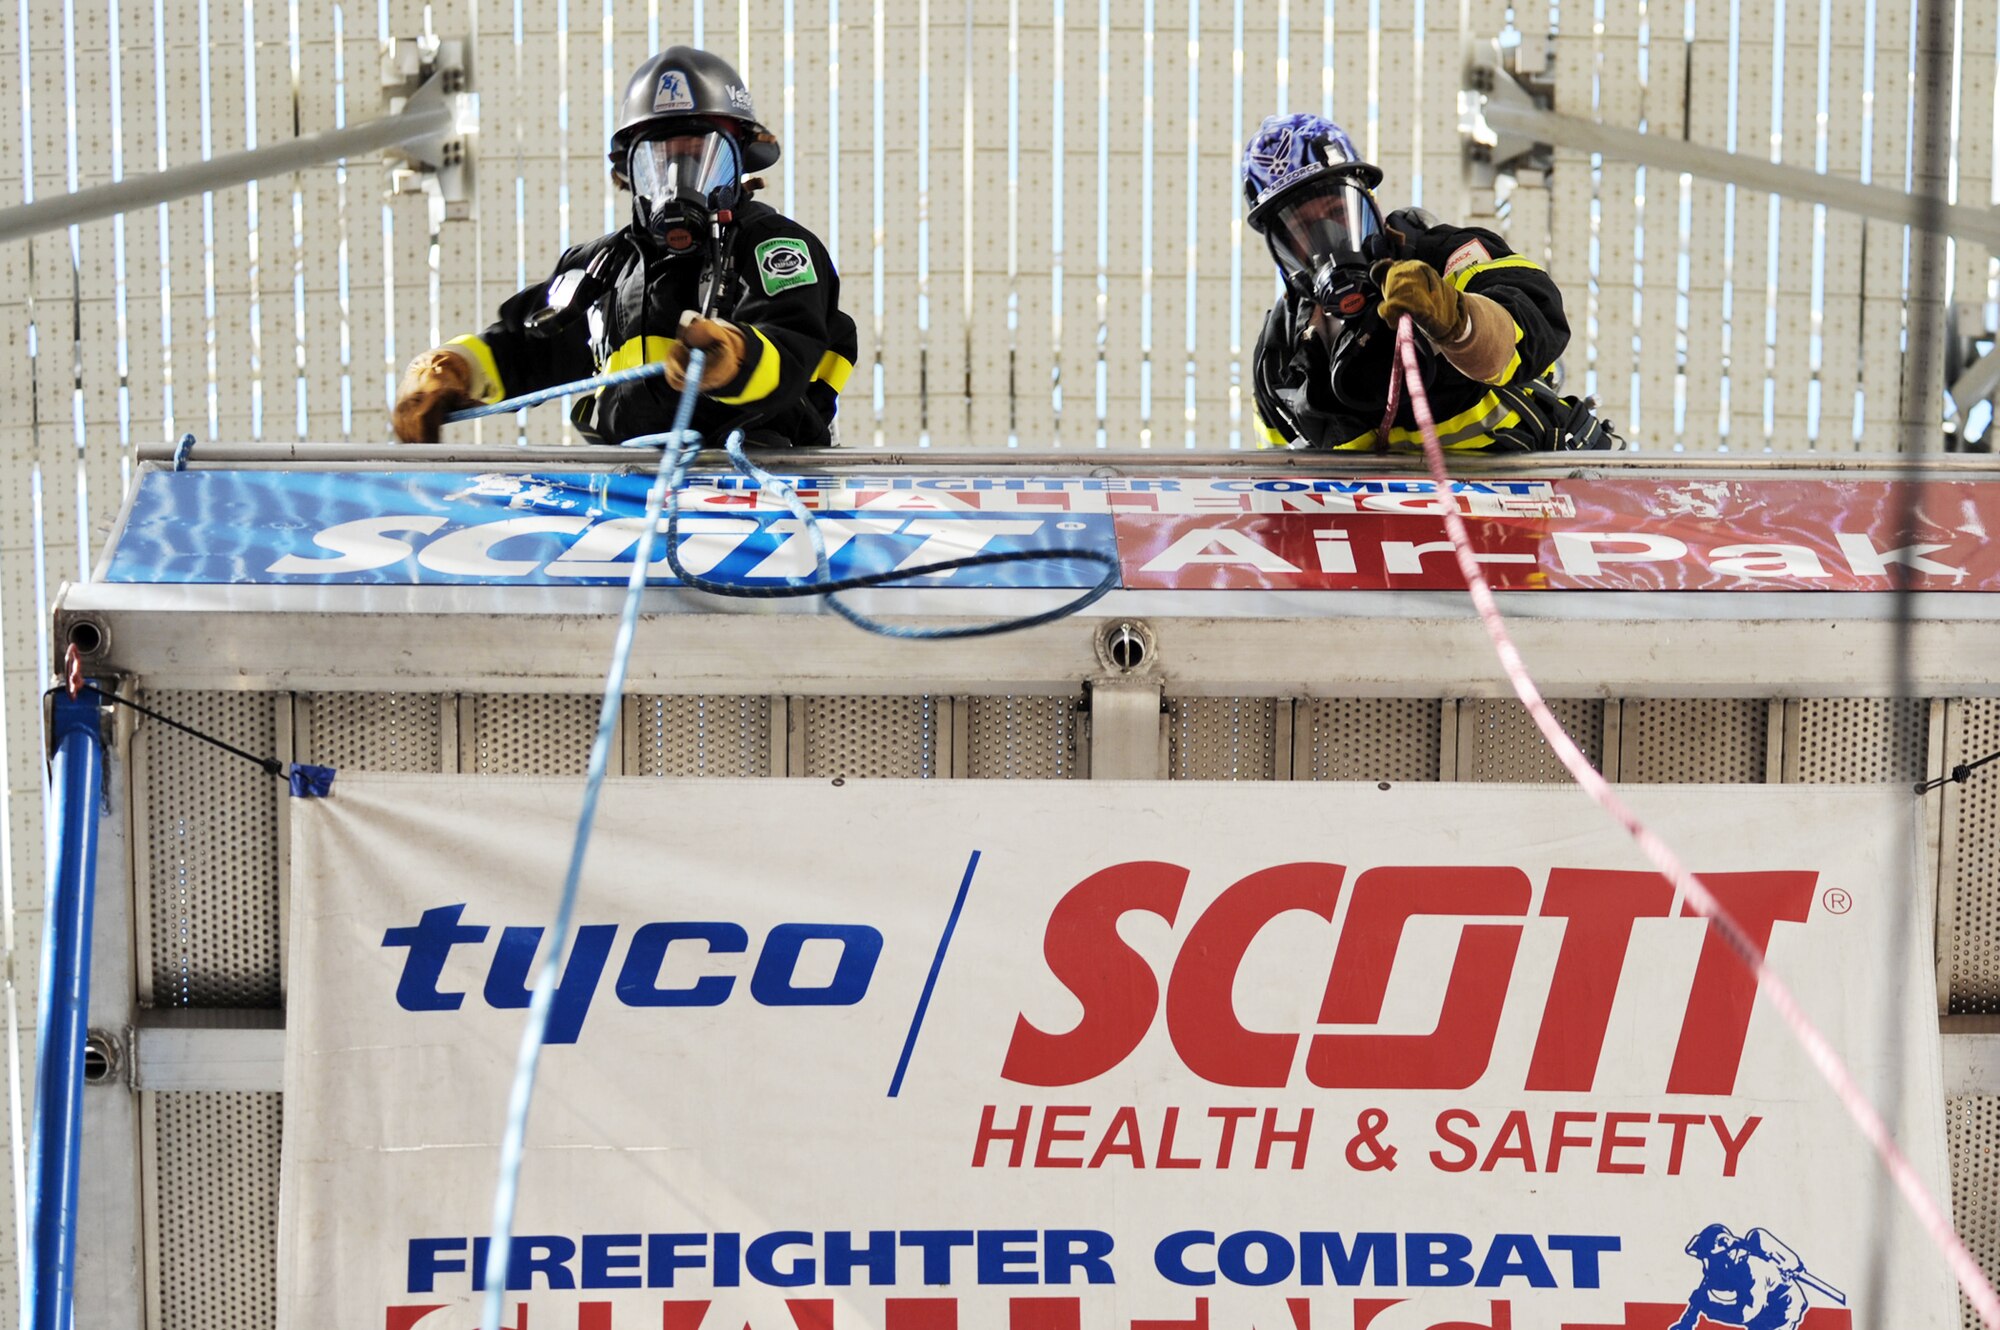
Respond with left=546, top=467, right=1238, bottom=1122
left=477, top=351, right=705, bottom=1330
left=645, top=433, right=1119, bottom=639
left=445, top=360, right=671, bottom=424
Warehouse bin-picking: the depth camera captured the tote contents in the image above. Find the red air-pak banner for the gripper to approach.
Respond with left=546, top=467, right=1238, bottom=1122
left=1108, top=478, right=2000, bottom=591
left=282, top=779, right=1957, bottom=1330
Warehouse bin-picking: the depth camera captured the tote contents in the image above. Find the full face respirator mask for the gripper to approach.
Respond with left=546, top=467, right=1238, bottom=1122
left=628, top=128, right=743, bottom=255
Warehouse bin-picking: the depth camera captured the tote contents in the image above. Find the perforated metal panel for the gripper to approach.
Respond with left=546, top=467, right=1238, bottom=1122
left=1617, top=699, right=1771, bottom=783
left=966, top=696, right=1082, bottom=780
left=1297, top=700, right=1444, bottom=783
left=802, top=697, right=945, bottom=778
left=1457, top=699, right=1604, bottom=784
left=1948, top=1095, right=2000, bottom=1330
left=1943, top=701, right=2000, bottom=1013
left=463, top=694, right=600, bottom=775
left=137, top=692, right=284, bottom=1008
left=1796, top=698, right=1930, bottom=783
left=152, top=1091, right=281, bottom=1330
left=295, top=693, right=448, bottom=772
left=1168, top=699, right=1279, bottom=781
left=624, top=696, right=773, bottom=777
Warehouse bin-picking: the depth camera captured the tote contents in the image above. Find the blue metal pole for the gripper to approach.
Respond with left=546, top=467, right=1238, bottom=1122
left=25, top=690, right=105, bottom=1330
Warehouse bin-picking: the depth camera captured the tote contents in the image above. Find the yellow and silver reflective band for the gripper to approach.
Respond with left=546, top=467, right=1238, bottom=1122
left=447, top=334, right=507, bottom=403
left=812, top=348, right=855, bottom=393
left=1386, top=387, right=1524, bottom=451
left=713, top=328, right=783, bottom=405
left=603, top=334, right=677, bottom=376
left=1254, top=409, right=1292, bottom=450
left=1326, top=427, right=1383, bottom=451
left=1447, top=254, right=1544, bottom=291
left=1494, top=319, right=1525, bottom=386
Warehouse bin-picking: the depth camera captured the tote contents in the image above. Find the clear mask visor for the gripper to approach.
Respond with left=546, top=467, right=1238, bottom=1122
left=629, top=131, right=741, bottom=212
left=1262, top=180, right=1384, bottom=290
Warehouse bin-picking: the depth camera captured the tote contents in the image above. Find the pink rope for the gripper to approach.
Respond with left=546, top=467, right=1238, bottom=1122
left=1389, top=314, right=2000, bottom=1327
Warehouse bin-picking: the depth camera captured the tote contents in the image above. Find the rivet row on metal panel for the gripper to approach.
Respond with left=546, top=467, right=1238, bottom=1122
left=1458, top=699, right=1604, bottom=784
left=1948, top=1094, right=2000, bottom=1330
left=1944, top=700, right=2000, bottom=1013
left=625, top=696, right=773, bottom=777
left=1168, top=698, right=1278, bottom=781
left=465, top=694, right=601, bottom=776
left=1797, top=698, right=1929, bottom=784
left=1619, top=699, right=1770, bottom=783
left=802, top=696, right=944, bottom=778
left=297, top=693, right=447, bottom=773
left=139, top=691, right=284, bottom=1008
left=152, top=1092, right=281, bottom=1330
left=966, top=696, right=1081, bottom=780
left=1297, top=700, right=1443, bottom=783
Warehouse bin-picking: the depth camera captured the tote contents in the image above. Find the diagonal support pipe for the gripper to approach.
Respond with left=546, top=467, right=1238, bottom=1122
left=23, top=689, right=106, bottom=1330
left=0, top=74, right=456, bottom=246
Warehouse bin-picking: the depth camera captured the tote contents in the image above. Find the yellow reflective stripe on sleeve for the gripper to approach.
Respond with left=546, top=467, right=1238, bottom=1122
left=812, top=348, right=855, bottom=393
left=603, top=335, right=677, bottom=375
left=1327, top=429, right=1382, bottom=450
left=1494, top=319, right=1525, bottom=385
left=714, top=328, right=784, bottom=405
left=446, top=334, right=507, bottom=402
left=1254, top=411, right=1291, bottom=449
left=1448, top=254, right=1544, bottom=292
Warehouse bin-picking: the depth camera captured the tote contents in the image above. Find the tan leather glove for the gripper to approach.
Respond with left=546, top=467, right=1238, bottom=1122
left=392, top=347, right=481, bottom=443
left=1376, top=260, right=1465, bottom=342
left=665, top=313, right=749, bottom=391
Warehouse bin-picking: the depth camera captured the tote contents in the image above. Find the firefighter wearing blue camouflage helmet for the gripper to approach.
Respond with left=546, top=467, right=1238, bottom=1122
left=393, top=45, right=858, bottom=447
left=1242, top=112, right=1615, bottom=452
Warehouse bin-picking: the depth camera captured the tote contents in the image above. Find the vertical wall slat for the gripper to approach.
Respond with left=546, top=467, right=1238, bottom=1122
left=1014, top=8, right=1059, bottom=448
left=1547, top=17, right=1592, bottom=396
left=967, top=2, right=1014, bottom=445
left=1820, top=4, right=1869, bottom=452
left=1768, top=0, right=1822, bottom=451
left=1191, top=0, right=1234, bottom=448
left=1636, top=11, right=1687, bottom=447
left=877, top=9, right=923, bottom=442
left=1858, top=0, right=1912, bottom=451
left=1098, top=6, right=1144, bottom=446
left=1594, top=4, right=1643, bottom=438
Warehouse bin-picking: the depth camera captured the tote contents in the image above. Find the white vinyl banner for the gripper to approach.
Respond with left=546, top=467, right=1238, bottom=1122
left=281, top=776, right=1957, bottom=1330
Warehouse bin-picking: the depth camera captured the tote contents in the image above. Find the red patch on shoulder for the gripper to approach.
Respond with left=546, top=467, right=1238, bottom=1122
left=1444, top=239, right=1493, bottom=277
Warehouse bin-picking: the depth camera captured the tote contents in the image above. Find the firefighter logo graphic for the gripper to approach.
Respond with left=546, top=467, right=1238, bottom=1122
left=653, top=69, right=695, bottom=113
left=1670, top=1225, right=1848, bottom=1330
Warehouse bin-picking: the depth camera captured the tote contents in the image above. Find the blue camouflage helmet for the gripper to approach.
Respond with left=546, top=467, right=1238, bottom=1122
left=1240, top=112, right=1384, bottom=229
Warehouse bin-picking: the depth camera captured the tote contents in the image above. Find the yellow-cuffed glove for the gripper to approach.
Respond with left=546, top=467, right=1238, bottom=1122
left=1376, top=260, right=1465, bottom=342
left=665, top=313, right=748, bottom=391
left=391, top=347, right=479, bottom=443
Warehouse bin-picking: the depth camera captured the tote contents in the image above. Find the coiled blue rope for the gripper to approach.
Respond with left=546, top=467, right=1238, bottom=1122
left=650, top=431, right=1120, bottom=638
left=477, top=352, right=704, bottom=1330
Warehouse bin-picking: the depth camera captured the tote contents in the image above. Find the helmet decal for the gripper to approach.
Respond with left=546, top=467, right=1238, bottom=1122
left=653, top=69, right=696, bottom=113
left=1241, top=112, right=1376, bottom=214
left=614, top=46, right=781, bottom=174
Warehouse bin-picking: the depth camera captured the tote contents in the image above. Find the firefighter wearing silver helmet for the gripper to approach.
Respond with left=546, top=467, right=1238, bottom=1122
left=1243, top=112, right=1614, bottom=452
left=394, top=46, right=857, bottom=447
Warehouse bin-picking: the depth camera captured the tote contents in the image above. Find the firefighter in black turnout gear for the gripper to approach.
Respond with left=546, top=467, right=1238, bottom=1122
left=1243, top=113, right=1616, bottom=452
left=394, top=46, right=858, bottom=447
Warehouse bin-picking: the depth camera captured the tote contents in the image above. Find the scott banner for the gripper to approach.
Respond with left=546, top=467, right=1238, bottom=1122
left=282, top=777, right=1957, bottom=1330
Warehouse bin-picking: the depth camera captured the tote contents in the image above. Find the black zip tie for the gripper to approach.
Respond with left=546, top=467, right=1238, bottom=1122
left=1914, top=749, right=2000, bottom=795
left=48, top=683, right=283, bottom=776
